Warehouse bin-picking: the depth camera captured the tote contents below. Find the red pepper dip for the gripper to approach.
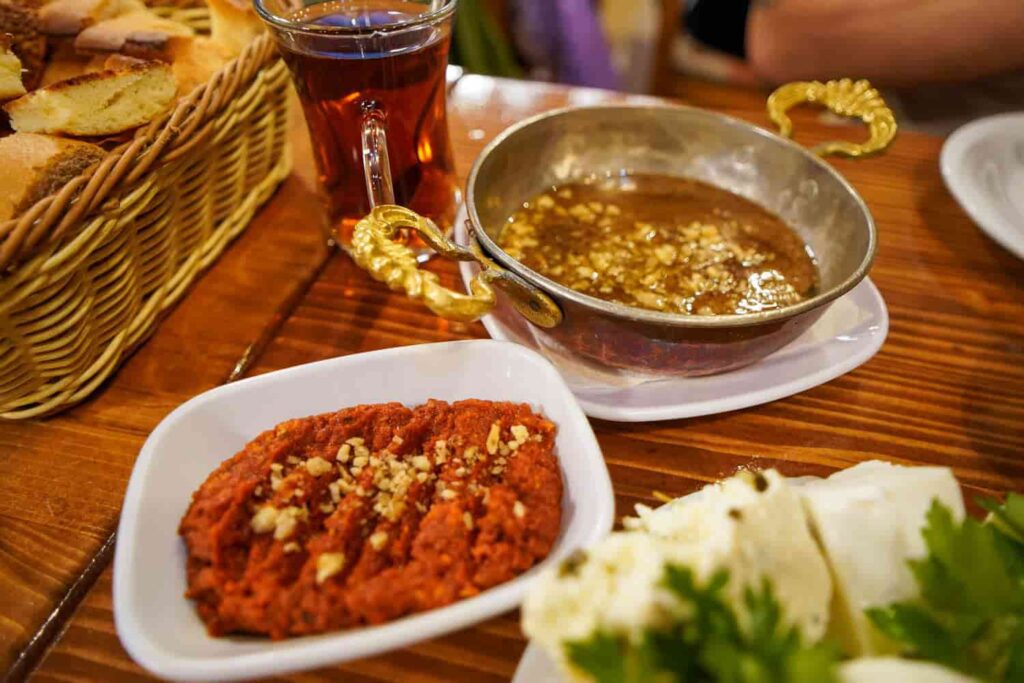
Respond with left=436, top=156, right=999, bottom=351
left=179, top=399, right=563, bottom=638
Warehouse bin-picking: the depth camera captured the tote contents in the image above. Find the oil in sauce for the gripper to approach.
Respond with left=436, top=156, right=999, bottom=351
left=497, top=174, right=818, bottom=315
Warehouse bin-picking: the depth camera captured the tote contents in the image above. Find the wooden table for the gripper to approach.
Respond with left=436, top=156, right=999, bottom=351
left=2, top=73, right=1022, bottom=683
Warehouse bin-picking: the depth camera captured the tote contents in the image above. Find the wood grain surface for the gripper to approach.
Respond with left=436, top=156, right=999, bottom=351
left=2, top=73, right=1021, bottom=683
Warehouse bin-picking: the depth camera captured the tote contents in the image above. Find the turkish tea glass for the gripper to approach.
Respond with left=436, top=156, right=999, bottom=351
left=255, top=0, right=459, bottom=256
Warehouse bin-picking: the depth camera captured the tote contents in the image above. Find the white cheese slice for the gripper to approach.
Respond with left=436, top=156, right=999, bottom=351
left=522, top=532, right=681, bottom=682
left=799, top=460, right=965, bottom=656
left=840, top=657, right=977, bottom=683
left=627, top=469, right=833, bottom=643
left=522, top=469, right=833, bottom=680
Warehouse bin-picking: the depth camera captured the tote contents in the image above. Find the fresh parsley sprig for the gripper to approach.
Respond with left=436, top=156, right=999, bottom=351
left=565, top=566, right=840, bottom=683
left=866, top=495, right=1024, bottom=682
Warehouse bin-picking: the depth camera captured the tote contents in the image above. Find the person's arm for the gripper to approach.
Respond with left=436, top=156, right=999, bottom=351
left=746, top=0, right=1024, bottom=86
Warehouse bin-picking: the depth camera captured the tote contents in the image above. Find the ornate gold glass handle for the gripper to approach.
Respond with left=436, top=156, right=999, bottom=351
left=350, top=205, right=563, bottom=328
left=767, top=78, right=897, bottom=158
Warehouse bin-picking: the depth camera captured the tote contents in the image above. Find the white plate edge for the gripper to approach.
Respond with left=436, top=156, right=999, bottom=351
left=940, top=113, right=1024, bottom=260
left=113, top=340, right=615, bottom=681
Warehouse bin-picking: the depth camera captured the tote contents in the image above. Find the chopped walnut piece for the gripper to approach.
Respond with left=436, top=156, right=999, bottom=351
left=316, top=552, right=346, bottom=584
left=486, top=422, right=501, bottom=455
left=498, top=181, right=815, bottom=315
left=306, top=457, right=333, bottom=477
left=251, top=506, right=278, bottom=534
left=328, top=481, right=342, bottom=503
left=369, top=531, right=388, bottom=550
left=510, top=425, right=530, bottom=445
left=434, top=440, right=449, bottom=462
left=274, top=506, right=307, bottom=540
left=270, top=463, right=284, bottom=491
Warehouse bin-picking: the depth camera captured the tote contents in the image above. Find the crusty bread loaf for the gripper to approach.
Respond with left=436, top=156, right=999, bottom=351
left=162, top=35, right=232, bottom=96
left=38, top=0, right=145, bottom=36
left=0, top=0, right=46, bottom=90
left=0, top=132, right=105, bottom=221
left=4, top=59, right=175, bottom=135
left=0, top=36, right=26, bottom=100
left=74, top=10, right=193, bottom=54
left=207, top=0, right=263, bottom=56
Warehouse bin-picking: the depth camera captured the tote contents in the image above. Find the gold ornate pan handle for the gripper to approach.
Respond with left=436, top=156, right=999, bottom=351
left=350, top=205, right=563, bottom=328
left=767, top=78, right=897, bottom=157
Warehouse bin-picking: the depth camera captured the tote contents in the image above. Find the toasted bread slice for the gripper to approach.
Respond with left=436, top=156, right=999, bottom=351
left=4, top=59, right=175, bottom=135
left=38, top=0, right=145, bottom=36
left=0, top=0, right=46, bottom=89
left=207, top=0, right=263, bottom=56
left=0, top=37, right=26, bottom=100
left=0, top=132, right=105, bottom=221
left=74, top=10, right=193, bottom=54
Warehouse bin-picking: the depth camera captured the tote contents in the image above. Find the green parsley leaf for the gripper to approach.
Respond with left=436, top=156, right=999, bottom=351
left=565, top=633, right=630, bottom=683
left=980, top=493, right=1024, bottom=546
left=565, top=566, right=840, bottom=683
left=867, top=499, right=1024, bottom=681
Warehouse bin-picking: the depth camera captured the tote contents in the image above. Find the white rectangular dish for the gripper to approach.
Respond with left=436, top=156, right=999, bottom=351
left=114, top=340, right=615, bottom=682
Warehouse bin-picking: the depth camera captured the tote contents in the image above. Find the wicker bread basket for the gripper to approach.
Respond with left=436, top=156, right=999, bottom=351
left=0, top=8, right=291, bottom=419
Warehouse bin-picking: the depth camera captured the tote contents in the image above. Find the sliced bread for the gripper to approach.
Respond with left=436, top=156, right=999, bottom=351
left=0, top=36, right=26, bottom=100
left=163, top=35, right=233, bottom=96
left=0, top=0, right=46, bottom=89
left=38, top=0, right=145, bottom=36
left=0, top=132, right=105, bottom=221
left=4, top=59, right=175, bottom=135
left=74, top=9, right=193, bottom=55
left=207, top=0, right=263, bottom=56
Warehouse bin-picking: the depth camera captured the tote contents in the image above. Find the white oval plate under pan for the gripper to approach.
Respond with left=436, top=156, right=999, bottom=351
left=455, top=214, right=889, bottom=423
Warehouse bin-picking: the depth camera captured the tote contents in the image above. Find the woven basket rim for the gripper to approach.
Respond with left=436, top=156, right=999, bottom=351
left=0, top=22, right=280, bottom=274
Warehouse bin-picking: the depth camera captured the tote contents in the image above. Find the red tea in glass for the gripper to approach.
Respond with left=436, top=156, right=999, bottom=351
left=255, top=0, right=459, bottom=251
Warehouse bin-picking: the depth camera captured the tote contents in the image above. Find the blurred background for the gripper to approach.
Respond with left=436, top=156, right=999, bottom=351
left=452, top=0, right=1024, bottom=136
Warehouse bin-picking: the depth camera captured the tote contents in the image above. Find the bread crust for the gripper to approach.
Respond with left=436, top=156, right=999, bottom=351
left=0, top=132, right=105, bottom=221
left=39, top=0, right=147, bottom=36
left=163, top=35, right=233, bottom=96
left=74, top=10, right=194, bottom=54
left=207, top=0, right=263, bottom=55
left=0, top=37, right=26, bottom=100
left=3, top=59, right=176, bottom=135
